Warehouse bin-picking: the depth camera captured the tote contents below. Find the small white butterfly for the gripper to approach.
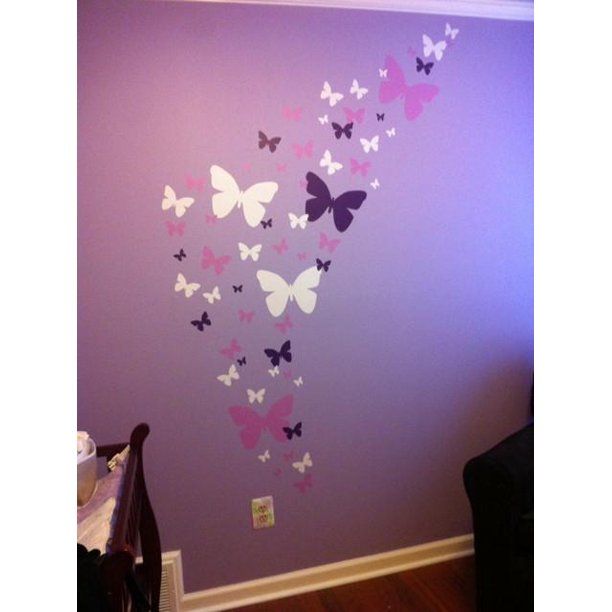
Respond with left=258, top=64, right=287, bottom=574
left=238, top=242, right=262, bottom=262
left=174, top=273, right=200, bottom=298
left=318, top=114, right=329, bottom=125
left=350, top=79, right=368, bottom=100
left=202, top=286, right=221, bottom=304
left=257, top=267, right=321, bottom=318
left=370, top=178, right=380, bottom=190
left=360, top=136, right=380, bottom=154
left=247, top=388, right=266, bottom=404
left=320, top=81, right=344, bottom=107
left=292, top=452, right=313, bottom=474
left=288, top=213, right=308, bottom=230
left=217, top=364, right=239, bottom=387
left=268, top=365, right=280, bottom=378
left=258, top=449, right=271, bottom=463
left=293, top=376, right=304, bottom=387
left=319, top=149, right=343, bottom=175
left=386, top=127, right=396, bottom=138
left=445, top=22, right=459, bottom=40
left=423, top=34, right=447, bottom=61
left=378, top=68, right=388, bottom=78
left=162, top=185, right=194, bottom=218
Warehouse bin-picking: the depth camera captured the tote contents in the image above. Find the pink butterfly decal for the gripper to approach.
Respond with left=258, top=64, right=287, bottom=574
left=319, top=232, right=341, bottom=253
left=219, top=338, right=242, bottom=360
left=228, top=394, right=294, bottom=449
left=273, top=468, right=283, bottom=477
left=274, top=314, right=293, bottom=334
left=342, top=107, right=366, bottom=124
left=283, top=451, right=295, bottom=463
left=165, top=220, right=185, bottom=236
left=297, top=252, right=307, bottom=261
left=282, top=106, right=303, bottom=121
left=201, top=246, right=231, bottom=275
left=292, top=141, right=314, bottom=159
left=283, top=369, right=293, bottom=381
left=276, top=163, right=288, bottom=173
left=349, top=158, right=371, bottom=177
left=185, top=174, right=206, bottom=192
left=379, top=55, right=439, bottom=121
left=205, top=214, right=217, bottom=225
left=243, top=162, right=253, bottom=172
left=298, top=178, right=308, bottom=189
left=407, top=46, right=417, bottom=57
left=272, top=238, right=288, bottom=255
left=294, top=473, right=313, bottom=493
left=238, top=309, right=255, bottom=323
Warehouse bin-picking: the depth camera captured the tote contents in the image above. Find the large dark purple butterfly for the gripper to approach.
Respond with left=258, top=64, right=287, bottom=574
left=316, top=258, right=331, bottom=272
left=416, top=57, right=434, bottom=75
left=283, top=422, right=302, bottom=440
left=261, top=218, right=273, bottom=229
left=264, top=340, right=292, bottom=367
left=331, top=122, right=353, bottom=140
left=258, top=131, right=281, bottom=152
left=304, top=172, right=367, bottom=233
left=173, top=248, right=186, bottom=261
left=191, top=311, right=211, bottom=331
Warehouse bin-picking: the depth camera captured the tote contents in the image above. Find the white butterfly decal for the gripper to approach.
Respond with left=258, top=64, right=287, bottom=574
left=319, top=149, right=343, bottom=175
left=445, top=22, right=459, bottom=40
left=238, top=242, right=262, bottom=262
left=292, top=452, right=313, bottom=474
left=350, top=79, right=368, bottom=100
left=210, top=165, right=278, bottom=228
left=247, top=388, right=266, bottom=404
left=370, top=179, right=380, bottom=190
left=360, top=136, right=380, bottom=154
left=256, top=266, right=321, bottom=318
left=293, top=376, right=303, bottom=387
left=378, top=68, right=388, bottom=78
left=320, top=81, right=344, bottom=107
left=202, top=286, right=221, bottom=304
left=268, top=366, right=280, bottom=378
left=288, top=213, right=308, bottom=230
left=162, top=185, right=194, bottom=218
left=423, top=34, right=447, bottom=61
left=386, top=127, right=396, bottom=138
left=217, top=364, right=240, bottom=387
left=258, top=450, right=271, bottom=463
left=174, top=273, right=200, bottom=298
left=318, top=114, right=329, bottom=125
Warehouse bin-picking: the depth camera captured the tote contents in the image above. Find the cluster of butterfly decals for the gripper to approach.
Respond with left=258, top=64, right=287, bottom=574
left=160, top=23, right=459, bottom=496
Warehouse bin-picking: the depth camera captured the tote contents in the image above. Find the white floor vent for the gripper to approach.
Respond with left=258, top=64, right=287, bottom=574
left=138, top=550, right=183, bottom=612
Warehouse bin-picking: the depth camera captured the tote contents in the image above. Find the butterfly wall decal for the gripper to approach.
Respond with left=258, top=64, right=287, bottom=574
left=288, top=213, right=308, bottom=230
left=445, top=22, right=459, bottom=40
left=316, top=258, right=331, bottom=272
left=201, top=246, right=231, bottom=275
left=318, top=114, right=329, bottom=125
left=297, top=252, right=307, bottom=261
left=264, top=340, right=292, bottom=367
left=205, top=214, right=217, bottom=225
left=292, top=451, right=312, bottom=473
left=268, top=366, right=280, bottom=378
left=416, top=57, right=434, bottom=75
left=376, top=113, right=385, bottom=121
left=173, top=248, right=186, bottom=261
left=379, top=68, right=388, bottom=78
left=203, top=286, right=221, bottom=304
left=360, top=135, right=379, bottom=153
left=319, top=149, right=343, bottom=175
left=283, top=421, right=302, bottom=440
left=175, top=273, right=200, bottom=298
left=350, top=79, right=368, bottom=99
left=185, top=174, right=206, bottom=192
left=320, top=81, right=344, bottom=107
left=292, top=141, right=314, bottom=159
left=370, top=178, right=380, bottom=190
left=219, top=338, right=242, bottom=360
left=165, top=221, right=185, bottom=236
left=258, top=131, right=282, bottom=152
left=343, top=107, right=365, bottom=124
left=256, top=267, right=321, bottom=317
left=247, top=388, right=266, bottom=404
left=272, top=238, right=288, bottom=255
left=294, top=473, right=313, bottom=493
left=210, top=165, right=278, bottom=228
left=276, top=163, right=287, bottom=173
left=349, top=158, right=371, bottom=177
left=237, top=356, right=247, bottom=366
left=282, top=106, right=303, bottom=121
left=261, top=218, right=273, bottom=229
left=238, top=242, right=262, bottom=262
left=319, top=232, right=341, bottom=253
left=162, top=185, right=194, bottom=218
left=386, top=127, right=396, bottom=137
left=191, top=311, right=211, bottom=331
left=232, top=284, right=243, bottom=293
left=293, top=376, right=304, bottom=387
left=274, top=314, right=293, bottom=334
left=332, top=122, right=353, bottom=140
left=305, top=172, right=367, bottom=233
left=258, top=450, right=271, bottom=463
left=217, top=363, right=240, bottom=386
left=422, top=34, right=447, bottom=61
left=238, top=309, right=254, bottom=323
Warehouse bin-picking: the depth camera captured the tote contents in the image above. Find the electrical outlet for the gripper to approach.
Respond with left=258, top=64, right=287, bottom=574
left=251, top=496, right=275, bottom=530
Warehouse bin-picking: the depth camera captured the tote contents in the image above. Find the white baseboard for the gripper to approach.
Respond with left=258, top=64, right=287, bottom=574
left=179, top=533, right=473, bottom=611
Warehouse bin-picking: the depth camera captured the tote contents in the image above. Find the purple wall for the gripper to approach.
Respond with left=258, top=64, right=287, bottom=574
left=78, top=0, right=533, bottom=592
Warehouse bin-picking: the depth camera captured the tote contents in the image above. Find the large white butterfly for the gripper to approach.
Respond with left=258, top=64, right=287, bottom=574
left=174, top=273, right=200, bottom=298
left=319, top=149, right=343, bottom=175
left=288, top=213, right=308, bottom=230
left=238, top=242, right=262, bottom=262
left=320, top=81, right=344, bottom=107
left=423, top=34, right=447, bottom=61
left=445, top=22, right=459, bottom=40
left=217, top=364, right=240, bottom=387
left=210, top=165, right=278, bottom=228
left=202, top=286, right=221, bottom=304
left=292, top=452, right=313, bottom=474
left=256, top=266, right=321, bottom=318
left=247, top=388, right=266, bottom=404
left=318, top=114, right=329, bottom=125
left=162, top=185, right=194, bottom=218
left=350, top=79, right=368, bottom=99
left=360, top=135, right=380, bottom=154
left=386, top=127, right=396, bottom=138
left=258, top=450, right=271, bottom=463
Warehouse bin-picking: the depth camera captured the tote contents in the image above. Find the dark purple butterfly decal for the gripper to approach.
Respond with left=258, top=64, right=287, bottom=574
left=331, top=122, right=353, bottom=140
left=376, top=113, right=385, bottom=122
left=237, top=356, right=246, bottom=366
left=232, top=284, right=243, bottom=293
left=191, top=311, right=211, bottom=331
left=283, top=421, right=302, bottom=440
left=304, top=172, right=367, bottom=233
left=264, top=340, right=292, bottom=367
left=316, top=258, right=331, bottom=272
left=416, top=57, right=434, bottom=75
left=173, top=248, right=186, bottom=261
left=258, top=131, right=281, bottom=153
left=261, top=218, right=273, bottom=229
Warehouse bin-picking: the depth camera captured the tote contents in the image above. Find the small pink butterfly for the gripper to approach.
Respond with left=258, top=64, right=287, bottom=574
left=185, top=174, right=206, bottom=192
left=297, top=252, right=307, bottom=261
left=201, top=246, right=231, bottom=275
left=272, top=238, right=288, bottom=255
left=319, top=232, right=341, bottom=253
left=294, top=473, right=313, bottom=493
left=282, top=106, right=303, bottom=121
left=407, top=46, right=417, bottom=57
left=238, top=309, right=255, bottom=323
left=219, top=338, right=242, bottom=360
left=165, top=220, right=185, bottom=236
left=276, top=163, right=287, bottom=173
left=205, top=214, right=217, bottom=225
left=283, top=451, right=295, bottom=463
left=274, top=314, right=293, bottom=334
left=350, top=158, right=371, bottom=177
left=283, top=369, right=293, bottom=380
left=292, top=141, right=314, bottom=159
left=298, top=179, right=308, bottom=189
left=243, top=162, right=253, bottom=172
left=273, top=468, right=283, bottom=477
left=342, top=107, right=366, bottom=124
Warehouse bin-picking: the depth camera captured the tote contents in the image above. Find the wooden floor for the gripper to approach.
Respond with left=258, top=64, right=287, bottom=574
left=233, top=556, right=476, bottom=612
